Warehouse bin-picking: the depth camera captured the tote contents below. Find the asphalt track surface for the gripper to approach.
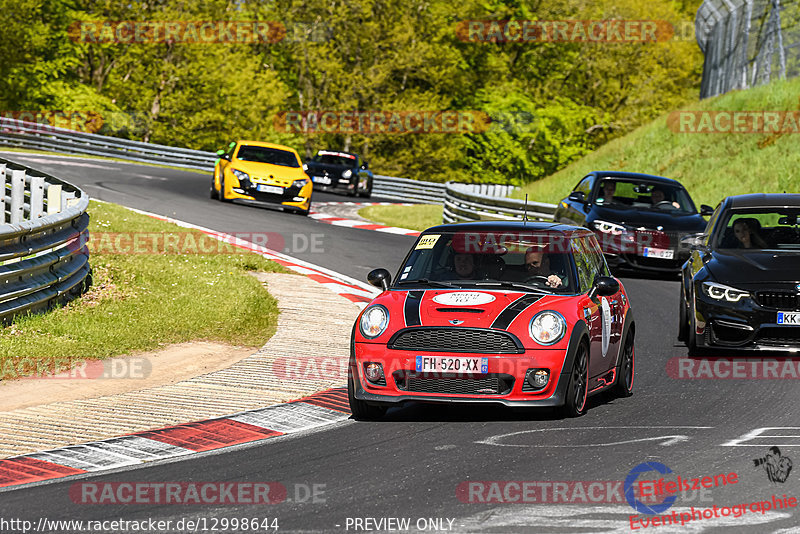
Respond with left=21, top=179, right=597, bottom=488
left=2, top=152, right=800, bottom=533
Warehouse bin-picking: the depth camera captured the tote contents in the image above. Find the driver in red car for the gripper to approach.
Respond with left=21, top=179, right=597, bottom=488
left=523, top=248, right=566, bottom=289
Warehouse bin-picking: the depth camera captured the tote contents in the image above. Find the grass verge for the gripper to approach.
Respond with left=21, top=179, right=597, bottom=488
left=0, top=200, right=290, bottom=379
left=514, top=77, right=800, bottom=207
left=358, top=204, right=443, bottom=231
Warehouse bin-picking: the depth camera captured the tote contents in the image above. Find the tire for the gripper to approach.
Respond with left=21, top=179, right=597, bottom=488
left=210, top=183, right=219, bottom=200
left=348, top=373, right=387, bottom=421
left=219, top=175, right=231, bottom=203
left=562, top=340, right=589, bottom=417
left=612, top=328, right=634, bottom=398
left=686, top=300, right=708, bottom=357
left=358, top=188, right=372, bottom=199
left=677, top=287, right=688, bottom=342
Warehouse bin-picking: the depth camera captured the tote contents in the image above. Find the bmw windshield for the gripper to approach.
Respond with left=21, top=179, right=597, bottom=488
left=593, top=178, right=696, bottom=214
left=715, top=208, right=800, bottom=251
left=396, top=231, right=578, bottom=293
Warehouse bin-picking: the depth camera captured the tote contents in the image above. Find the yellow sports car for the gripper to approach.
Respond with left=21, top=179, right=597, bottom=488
left=210, top=140, right=312, bottom=215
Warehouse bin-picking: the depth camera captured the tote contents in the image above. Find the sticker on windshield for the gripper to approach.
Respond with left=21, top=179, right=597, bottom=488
left=601, top=297, right=611, bottom=357
left=416, top=235, right=440, bottom=250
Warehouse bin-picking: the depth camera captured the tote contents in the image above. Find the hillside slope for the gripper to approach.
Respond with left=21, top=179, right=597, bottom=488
left=516, top=77, right=800, bottom=207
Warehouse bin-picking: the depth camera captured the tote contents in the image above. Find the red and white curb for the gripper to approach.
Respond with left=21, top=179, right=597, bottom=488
left=0, top=389, right=349, bottom=489
left=310, top=201, right=419, bottom=236
left=122, top=206, right=380, bottom=306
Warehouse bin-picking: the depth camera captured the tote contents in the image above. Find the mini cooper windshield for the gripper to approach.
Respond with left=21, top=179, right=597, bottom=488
left=397, top=231, right=578, bottom=292
left=715, top=208, right=800, bottom=251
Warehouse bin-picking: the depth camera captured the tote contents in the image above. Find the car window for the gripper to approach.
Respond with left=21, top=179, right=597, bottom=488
left=573, top=176, right=594, bottom=196
left=395, top=230, right=577, bottom=293
left=571, top=238, right=595, bottom=293
left=585, top=235, right=611, bottom=278
left=236, top=145, right=300, bottom=167
left=714, top=208, right=800, bottom=250
left=314, top=151, right=357, bottom=166
left=592, top=178, right=697, bottom=213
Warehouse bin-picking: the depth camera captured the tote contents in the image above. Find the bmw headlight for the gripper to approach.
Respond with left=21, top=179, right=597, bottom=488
left=293, top=178, right=309, bottom=188
left=360, top=305, right=389, bottom=339
left=342, top=169, right=353, bottom=179
left=529, top=311, right=567, bottom=345
left=592, top=220, right=625, bottom=235
left=702, top=282, right=750, bottom=303
left=231, top=169, right=250, bottom=182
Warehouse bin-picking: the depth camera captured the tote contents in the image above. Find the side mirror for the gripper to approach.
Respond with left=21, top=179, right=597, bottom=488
left=368, top=268, right=391, bottom=291
left=680, top=233, right=707, bottom=251
left=568, top=191, right=586, bottom=203
left=588, top=276, right=619, bottom=299
left=700, top=204, right=714, bottom=217
left=216, top=149, right=225, bottom=156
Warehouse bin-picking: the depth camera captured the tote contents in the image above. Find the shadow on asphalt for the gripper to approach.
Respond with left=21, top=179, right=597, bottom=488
left=361, top=390, right=626, bottom=423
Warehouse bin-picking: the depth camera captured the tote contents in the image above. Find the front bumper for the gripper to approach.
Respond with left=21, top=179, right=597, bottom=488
left=694, top=292, right=800, bottom=352
left=351, top=345, right=572, bottom=407
left=227, top=179, right=312, bottom=210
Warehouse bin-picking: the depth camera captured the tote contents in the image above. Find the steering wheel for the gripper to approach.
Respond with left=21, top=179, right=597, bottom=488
left=524, top=275, right=552, bottom=286
left=654, top=200, right=674, bottom=209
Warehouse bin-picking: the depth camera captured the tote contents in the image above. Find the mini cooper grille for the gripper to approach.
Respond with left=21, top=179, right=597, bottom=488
left=387, top=328, right=522, bottom=354
left=755, top=327, right=800, bottom=345
left=755, top=291, right=800, bottom=311
left=394, top=372, right=514, bottom=395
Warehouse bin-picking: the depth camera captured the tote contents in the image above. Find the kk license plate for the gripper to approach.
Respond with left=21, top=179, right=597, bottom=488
left=777, top=312, right=800, bottom=325
left=415, top=356, right=488, bottom=374
left=256, top=184, right=284, bottom=194
left=643, top=247, right=674, bottom=259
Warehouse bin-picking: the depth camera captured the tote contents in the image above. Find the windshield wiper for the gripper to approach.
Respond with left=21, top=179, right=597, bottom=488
left=457, top=280, right=548, bottom=293
left=396, top=278, right=462, bottom=289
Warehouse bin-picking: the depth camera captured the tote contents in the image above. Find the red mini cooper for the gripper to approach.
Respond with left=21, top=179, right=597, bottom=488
left=348, top=222, right=635, bottom=419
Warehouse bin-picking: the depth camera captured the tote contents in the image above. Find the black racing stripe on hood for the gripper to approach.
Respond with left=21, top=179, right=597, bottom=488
left=404, top=290, right=424, bottom=326
left=491, top=294, right=544, bottom=330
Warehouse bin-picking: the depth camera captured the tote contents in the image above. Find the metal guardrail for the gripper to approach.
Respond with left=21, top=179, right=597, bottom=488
left=0, top=117, right=215, bottom=171
left=442, top=182, right=557, bottom=224
left=0, top=157, right=91, bottom=322
left=697, top=0, right=800, bottom=99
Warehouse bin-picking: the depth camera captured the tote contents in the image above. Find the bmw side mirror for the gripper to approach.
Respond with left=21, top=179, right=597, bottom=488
left=700, top=204, right=714, bottom=217
left=589, top=276, right=619, bottom=299
left=568, top=191, right=586, bottom=203
left=680, top=233, right=707, bottom=251
left=368, top=268, right=391, bottom=291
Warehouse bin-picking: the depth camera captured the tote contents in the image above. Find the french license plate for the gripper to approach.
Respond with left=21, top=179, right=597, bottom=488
left=415, top=356, right=488, bottom=374
left=643, top=247, right=674, bottom=259
left=777, top=312, right=800, bottom=325
left=312, top=176, right=331, bottom=184
left=256, top=184, right=284, bottom=194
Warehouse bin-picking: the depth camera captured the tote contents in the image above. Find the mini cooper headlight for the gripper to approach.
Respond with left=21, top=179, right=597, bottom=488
left=231, top=169, right=250, bottom=182
left=360, top=305, right=389, bottom=339
left=342, top=169, right=353, bottom=179
left=592, top=220, right=625, bottom=235
left=529, top=311, right=567, bottom=345
left=702, top=281, right=750, bottom=303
